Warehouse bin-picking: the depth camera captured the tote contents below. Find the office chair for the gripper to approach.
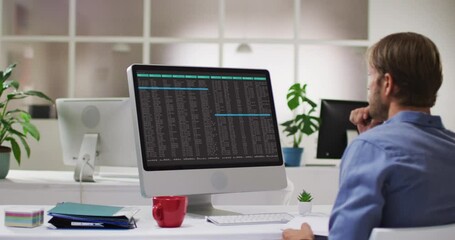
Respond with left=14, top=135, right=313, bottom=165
left=369, top=223, right=455, bottom=240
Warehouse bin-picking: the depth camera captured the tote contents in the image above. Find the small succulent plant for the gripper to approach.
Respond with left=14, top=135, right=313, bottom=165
left=297, top=189, right=313, bottom=202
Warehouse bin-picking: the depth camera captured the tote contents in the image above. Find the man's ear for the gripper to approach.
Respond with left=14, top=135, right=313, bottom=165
left=382, top=73, right=395, bottom=96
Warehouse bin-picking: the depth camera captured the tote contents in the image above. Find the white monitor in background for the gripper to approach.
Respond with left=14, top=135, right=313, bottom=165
left=127, top=64, right=287, bottom=216
left=56, top=98, right=137, bottom=182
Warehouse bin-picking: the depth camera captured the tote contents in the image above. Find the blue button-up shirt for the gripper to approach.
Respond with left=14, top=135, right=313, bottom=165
left=329, top=111, right=455, bottom=240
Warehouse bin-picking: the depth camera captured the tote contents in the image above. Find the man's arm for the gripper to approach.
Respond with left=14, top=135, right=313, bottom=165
left=329, top=140, right=387, bottom=240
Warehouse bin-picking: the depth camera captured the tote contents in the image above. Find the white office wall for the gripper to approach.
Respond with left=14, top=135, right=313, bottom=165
left=369, top=0, right=455, bottom=131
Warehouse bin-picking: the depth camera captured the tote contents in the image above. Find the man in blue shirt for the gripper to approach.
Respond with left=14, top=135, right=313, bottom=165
left=282, top=32, right=455, bottom=240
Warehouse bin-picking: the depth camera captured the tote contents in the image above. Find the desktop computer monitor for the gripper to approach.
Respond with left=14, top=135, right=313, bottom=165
left=56, top=98, right=137, bottom=182
left=316, top=99, right=369, bottom=159
left=127, top=64, right=287, bottom=215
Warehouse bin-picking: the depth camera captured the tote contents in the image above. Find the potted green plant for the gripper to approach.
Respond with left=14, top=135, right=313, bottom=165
left=0, top=63, right=53, bottom=179
left=280, top=83, right=320, bottom=166
left=297, top=189, right=313, bottom=215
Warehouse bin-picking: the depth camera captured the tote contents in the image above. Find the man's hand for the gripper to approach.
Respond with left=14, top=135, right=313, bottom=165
left=349, top=107, right=382, bottom=133
left=282, top=223, right=314, bottom=240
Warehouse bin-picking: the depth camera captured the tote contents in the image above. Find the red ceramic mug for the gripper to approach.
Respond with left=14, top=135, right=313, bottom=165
left=152, top=196, right=188, bottom=228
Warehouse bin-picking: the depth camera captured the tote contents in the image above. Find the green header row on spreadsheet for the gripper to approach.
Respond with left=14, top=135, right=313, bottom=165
left=136, top=73, right=266, bottom=81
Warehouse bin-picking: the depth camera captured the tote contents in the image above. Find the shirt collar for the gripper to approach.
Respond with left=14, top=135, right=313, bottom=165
left=384, top=111, right=444, bottom=129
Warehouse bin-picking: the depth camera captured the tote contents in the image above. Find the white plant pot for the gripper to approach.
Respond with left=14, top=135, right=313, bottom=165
left=298, top=202, right=312, bottom=216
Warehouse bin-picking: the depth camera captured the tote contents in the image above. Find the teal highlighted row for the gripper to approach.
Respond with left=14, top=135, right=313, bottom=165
left=136, top=73, right=266, bottom=81
left=139, top=86, right=208, bottom=91
left=215, top=113, right=271, bottom=117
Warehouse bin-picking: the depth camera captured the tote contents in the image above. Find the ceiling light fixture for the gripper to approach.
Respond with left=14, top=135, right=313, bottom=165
left=236, top=43, right=252, bottom=53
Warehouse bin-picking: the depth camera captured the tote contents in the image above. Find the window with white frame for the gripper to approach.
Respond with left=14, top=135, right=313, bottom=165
left=0, top=0, right=368, bottom=125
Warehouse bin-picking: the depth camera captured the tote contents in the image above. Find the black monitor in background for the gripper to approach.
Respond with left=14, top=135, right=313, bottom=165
left=316, top=99, right=369, bottom=159
left=29, top=104, right=55, bottom=118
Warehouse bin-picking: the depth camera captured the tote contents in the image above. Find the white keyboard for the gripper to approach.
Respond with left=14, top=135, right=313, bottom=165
left=206, top=212, right=294, bottom=226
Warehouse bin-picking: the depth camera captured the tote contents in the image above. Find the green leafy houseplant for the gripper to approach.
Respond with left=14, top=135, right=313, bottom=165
left=297, top=189, right=313, bottom=202
left=281, top=83, right=321, bottom=148
left=0, top=63, right=53, bottom=165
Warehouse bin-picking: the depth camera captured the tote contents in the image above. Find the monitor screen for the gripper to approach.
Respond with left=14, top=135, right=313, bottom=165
left=316, top=99, right=369, bottom=159
left=56, top=98, right=137, bottom=182
left=127, top=64, right=287, bottom=215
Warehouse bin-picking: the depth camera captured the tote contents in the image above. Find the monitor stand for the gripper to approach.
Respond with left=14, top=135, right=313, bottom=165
left=186, top=194, right=239, bottom=218
left=73, top=133, right=98, bottom=182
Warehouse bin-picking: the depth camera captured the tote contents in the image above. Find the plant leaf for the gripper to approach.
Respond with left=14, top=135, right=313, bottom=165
left=305, top=98, right=317, bottom=108
left=286, top=83, right=306, bottom=110
left=8, top=128, right=27, bottom=138
left=6, top=137, right=21, bottom=165
left=20, top=112, right=32, bottom=122
left=24, top=90, right=53, bottom=103
left=21, top=122, right=40, bottom=140
left=1, top=63, right=16, bottom=82
left=18, top=135, right=31, bottom=158
left=296, top=114, right=320, bottom=136
left=0, top=119, right=13, bottom=142
left=3, top=80, right=20, bottom=90
left=6, top=109, right=29, bottom=116
left=280, top=119, right=294, bottom=127
left=284, top=126, right=299, bottom=136
left=7, top=92, right=27, bottom=100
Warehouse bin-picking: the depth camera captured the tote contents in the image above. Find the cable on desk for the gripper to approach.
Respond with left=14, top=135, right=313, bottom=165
left=78, top=154, right=91, bottom=204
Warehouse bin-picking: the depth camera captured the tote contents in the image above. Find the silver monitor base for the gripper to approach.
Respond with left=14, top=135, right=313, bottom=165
left=187, top=195, right=239, bottom=218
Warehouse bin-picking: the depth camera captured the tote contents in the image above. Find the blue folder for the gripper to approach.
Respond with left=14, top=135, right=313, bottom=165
left=47, top=202, right=139, bottom=229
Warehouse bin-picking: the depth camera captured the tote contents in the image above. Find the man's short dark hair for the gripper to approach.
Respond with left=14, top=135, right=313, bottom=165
left=368, top=32, right=443, bottom=107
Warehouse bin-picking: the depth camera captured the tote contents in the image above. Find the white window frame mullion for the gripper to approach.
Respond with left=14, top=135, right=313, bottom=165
left=294, top=0, right=300, bottom=84
left=0, top=0, right=2, bottom=35
left=143, top=0, right=151, bottom=64
left=218, top=0, right=225, bottom=67
left=0, top=0, right=4, bottom=67
left=68, top=0, right=76, bottom=98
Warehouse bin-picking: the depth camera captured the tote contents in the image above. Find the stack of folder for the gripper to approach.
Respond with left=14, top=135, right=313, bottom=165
left=47, top=202, right=139, bottom=229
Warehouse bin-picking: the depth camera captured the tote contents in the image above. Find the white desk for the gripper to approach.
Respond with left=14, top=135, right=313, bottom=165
left=0, top=205, right=331, bottom=240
